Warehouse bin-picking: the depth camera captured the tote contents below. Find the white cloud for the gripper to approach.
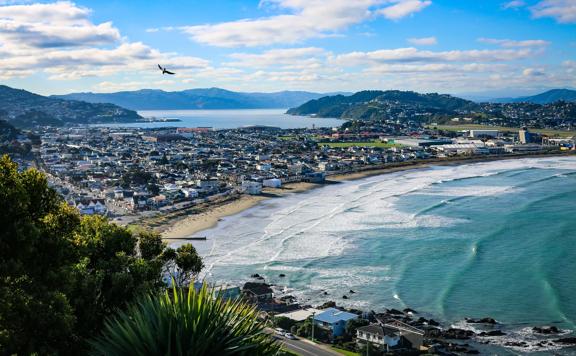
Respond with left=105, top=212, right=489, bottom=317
left=0, top=1, right=120, bottom=48
left=227, top=47, right=327, bottom=68
left=530, top=0, right=576, bottom=24
left=0, top=2, right=210, bottom=80
left=180, top=0, right=432, bottom=47
left=331, top=47, right=537, bottom=66
left=478, top=37, right=550, bottom=48
left=502, top=1, right=526, bottom=9
left=407, top=36, right=437, bottom=45
left=378, top=0, right=431, bottom=20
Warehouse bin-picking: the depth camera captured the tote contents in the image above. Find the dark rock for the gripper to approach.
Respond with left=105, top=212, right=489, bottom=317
left=323, top=291, right=328, bottom=295
left=504, top=341, right=528, bottom=347
left=554, top=337, right=576, bottom=344
left=349, top=289, right=355, bottom=294
left=387, top=308, right=404, bottom=315
left=478, top=330, right=506, bottom=337
left=403, top=308, right=417, bottom=314
left=428, top=319, right=440, bottom=326
left=443, top=328, right=476, bottom=340
left=250, top=273, right=261, bottom=278
left=533, top=326, right=560, bottom=334
left=342, top=295, right=348, bottom=299
left=466, top=317, right=497, bottom=324
left=319, top=301, right=336, bottom=309
left=278, top=273, right=286, bottom=278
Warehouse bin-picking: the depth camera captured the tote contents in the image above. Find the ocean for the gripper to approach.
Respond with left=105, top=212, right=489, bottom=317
left=181, top=156, right=576, bottom=354
left=105, top=109, right=343, bottom=129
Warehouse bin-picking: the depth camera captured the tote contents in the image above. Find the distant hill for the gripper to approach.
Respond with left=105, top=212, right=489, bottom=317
left=491, top=89, right=576, bottom=104
left=287, top=90, right=480, bottom=120
left=0, top=85, right=142, bottom=128
left=52, top=88, right=344, bottom=110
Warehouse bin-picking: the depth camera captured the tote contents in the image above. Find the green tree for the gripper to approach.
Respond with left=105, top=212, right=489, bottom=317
left=0, top=155, right=179, bottom=354
left=274, top=316, right=296, bottom=331
left=345, top=318, right=369, bottom=338
left=90, top=283, right=280, bottom=356
left=162, top=244, right=205, bottom=287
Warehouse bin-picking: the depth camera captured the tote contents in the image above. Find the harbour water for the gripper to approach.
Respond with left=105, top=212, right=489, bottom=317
left=108, top=109, right=343, bottom=129
left=184, top=156, right=576, bottom=354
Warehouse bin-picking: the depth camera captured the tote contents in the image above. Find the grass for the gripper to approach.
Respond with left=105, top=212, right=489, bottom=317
left=331, top=347, right=361, bottom=356
left=318, top=141, right=402, bottom=148
left=429, top=124, right=574, bottom=138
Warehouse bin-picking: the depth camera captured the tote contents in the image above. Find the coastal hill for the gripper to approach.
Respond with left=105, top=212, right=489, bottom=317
left=0, top=85, right=142, bottom=128
left=286, top=90, right=480, bottom=119
left=491, top=89, right=576, bottom=104
left=52, top=88, right=345, bottom=110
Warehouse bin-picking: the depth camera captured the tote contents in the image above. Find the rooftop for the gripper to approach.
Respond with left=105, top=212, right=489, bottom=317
left=314, top=307, right=358, bottom=324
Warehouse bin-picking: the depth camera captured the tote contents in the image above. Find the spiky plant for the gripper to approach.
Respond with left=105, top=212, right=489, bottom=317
left=90, top=283, right=280, bottom=355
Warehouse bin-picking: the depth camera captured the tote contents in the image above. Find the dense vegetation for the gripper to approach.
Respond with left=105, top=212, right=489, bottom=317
left=92, top=284, right=280, bottom=355
left=287, top=90, right=576, bottom=129
left=286, top=90, right=480, bottom=118
left=0, top=155, right=209, bottom=354
left=0, top=85, right=142, bottom=127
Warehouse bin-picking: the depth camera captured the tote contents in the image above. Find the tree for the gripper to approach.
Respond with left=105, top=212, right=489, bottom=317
left=345, top=318, right=369, bottom=338
left=90, top=283, right=280, bottom=356
left=163, top=244, right=205, bottom=287
left=0, top=155, right=182, bottom=354
left=274, top=316, right=296, bottom=331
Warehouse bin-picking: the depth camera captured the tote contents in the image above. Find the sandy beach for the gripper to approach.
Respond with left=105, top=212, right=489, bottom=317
left=158, top=151, right=574, bottom=240
left=161, top=181, right=319, bottom=240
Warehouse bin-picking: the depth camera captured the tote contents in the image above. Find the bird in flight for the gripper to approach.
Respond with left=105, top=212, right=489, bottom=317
left=158, top=64, right=175, bottom=75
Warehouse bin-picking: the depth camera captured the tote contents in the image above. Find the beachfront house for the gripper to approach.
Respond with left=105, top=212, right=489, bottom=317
left=242, top=282, right=273, bottom=304
left=356, top=324, right=406, bottom=351
left=313, top=308, right=358, bottom=337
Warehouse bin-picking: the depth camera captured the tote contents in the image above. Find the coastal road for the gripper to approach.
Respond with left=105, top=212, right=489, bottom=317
left=278, top=337, right=340, bottom=356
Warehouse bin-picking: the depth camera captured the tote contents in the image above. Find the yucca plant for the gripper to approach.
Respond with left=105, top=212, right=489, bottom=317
left=90, top=283, right=281, bottom=355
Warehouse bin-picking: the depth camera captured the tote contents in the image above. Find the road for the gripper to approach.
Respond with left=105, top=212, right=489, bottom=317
left=279, top=336, right=340, bottom=356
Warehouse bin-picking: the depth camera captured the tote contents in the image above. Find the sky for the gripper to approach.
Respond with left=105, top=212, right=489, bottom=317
left=0, top=0, right=575, bottom=97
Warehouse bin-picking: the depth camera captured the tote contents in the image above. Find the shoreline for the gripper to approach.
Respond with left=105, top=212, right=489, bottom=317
left=158, top=151, right=575, bottom=240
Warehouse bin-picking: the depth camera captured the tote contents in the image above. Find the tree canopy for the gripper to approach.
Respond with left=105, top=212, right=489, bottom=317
left=0, top=155, right=199, bottom=354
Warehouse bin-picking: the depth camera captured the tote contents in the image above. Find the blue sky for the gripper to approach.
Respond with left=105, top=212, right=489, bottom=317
left=0, top=0, right=574, bottom=96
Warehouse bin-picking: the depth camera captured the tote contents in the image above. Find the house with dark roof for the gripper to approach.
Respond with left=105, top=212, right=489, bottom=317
left=358, top=319, right=424, bottom=351
left=242, top=282, right=273, bottom=304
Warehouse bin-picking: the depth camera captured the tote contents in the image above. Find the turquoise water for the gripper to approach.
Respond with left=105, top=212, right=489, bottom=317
left=183, top=157, right=576, bottom=353
left=100, top=109, right=343, bottom=129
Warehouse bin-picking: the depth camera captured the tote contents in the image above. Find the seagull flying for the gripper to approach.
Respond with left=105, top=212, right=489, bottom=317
left=158, top=64, right=175, bottom=75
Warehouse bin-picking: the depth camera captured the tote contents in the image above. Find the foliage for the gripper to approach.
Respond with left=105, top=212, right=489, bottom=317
left=121, top=167, right=155, bottom=188
left=0, top=155, right=187, bottom=354
left=345, top=318, right=370, bottom=338
left=90, top=283, right=281, bottom=356
left=274, top=316, right=296, bottom=331
left=163, top=244, right=205, bottom=287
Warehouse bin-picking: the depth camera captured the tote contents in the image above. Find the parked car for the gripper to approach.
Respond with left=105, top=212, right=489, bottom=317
left=275, top=328, right=285, bottom=336
left=284, top=333, right=297, bottom=340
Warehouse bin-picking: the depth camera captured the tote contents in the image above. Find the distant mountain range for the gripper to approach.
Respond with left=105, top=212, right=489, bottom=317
left=287, top=90, right=480, bottom=119
left=490, top=89, right=576, bottom=104
left=52, top=88, right=346, bottom=111
left=0, top=85, right=142, bottom=128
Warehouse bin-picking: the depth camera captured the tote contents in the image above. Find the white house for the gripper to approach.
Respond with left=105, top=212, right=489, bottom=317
left=262, top=178, right=282, bottom=188
left=241, top=181, right=262, bottom=195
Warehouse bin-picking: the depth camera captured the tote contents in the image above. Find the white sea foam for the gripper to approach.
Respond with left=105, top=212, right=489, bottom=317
left=195, top=156, right=576, bottom=284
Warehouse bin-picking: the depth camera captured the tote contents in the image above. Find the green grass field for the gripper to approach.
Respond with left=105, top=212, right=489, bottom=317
left=429, top=124, right=574, bottom=138
left=331, top=347, right=360, bottom=356
left=318, top=141, right=402, bottom=148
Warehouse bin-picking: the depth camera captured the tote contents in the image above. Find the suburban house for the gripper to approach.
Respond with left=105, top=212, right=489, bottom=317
left=356, top=324, right=404, bottom=351
left=313, top=308, right=358, bottom=337
left=242, top=282, right=273, bottom=304
left=360, top=318, right=425, bottom=351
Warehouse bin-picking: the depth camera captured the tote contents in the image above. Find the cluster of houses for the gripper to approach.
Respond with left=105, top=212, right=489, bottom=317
left=34, top=123, right=573, bottom=218
left=207, top=277, right=428, bottom=353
